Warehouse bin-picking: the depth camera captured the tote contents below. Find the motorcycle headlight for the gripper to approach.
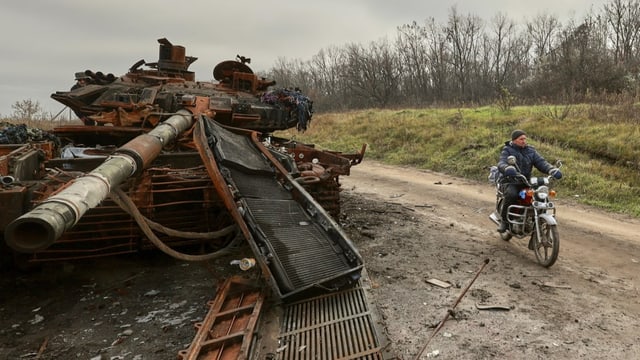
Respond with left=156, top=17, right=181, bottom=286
left=536, top=185, right=549, bottom=200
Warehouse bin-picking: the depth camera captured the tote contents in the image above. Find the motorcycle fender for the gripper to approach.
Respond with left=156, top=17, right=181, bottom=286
left=539, top=213, right=557, bottom=226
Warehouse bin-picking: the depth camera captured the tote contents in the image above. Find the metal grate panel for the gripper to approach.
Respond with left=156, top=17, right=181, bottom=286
left=245, top=198, right=351, bottom=289
left=278, top=284, right=385, bottom=360
left=229, top=169, right=291, bottom=200
left=208, top=122, right=362, bottom=298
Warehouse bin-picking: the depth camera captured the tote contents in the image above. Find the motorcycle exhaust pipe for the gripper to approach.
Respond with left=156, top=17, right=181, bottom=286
left=1, top=175, right=15, bottom=185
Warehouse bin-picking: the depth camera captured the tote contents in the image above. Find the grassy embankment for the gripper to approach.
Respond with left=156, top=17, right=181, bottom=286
left=276, top=105, right=640, bottom=217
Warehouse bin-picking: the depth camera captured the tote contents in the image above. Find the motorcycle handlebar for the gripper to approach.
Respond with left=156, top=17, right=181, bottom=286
left=511, top=173, right=532, bottom=187
left=502, top=173, right=556, bottom=188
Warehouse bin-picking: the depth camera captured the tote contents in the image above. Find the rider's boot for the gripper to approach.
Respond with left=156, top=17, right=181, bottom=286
left=497, top=220, right=508, bottom=233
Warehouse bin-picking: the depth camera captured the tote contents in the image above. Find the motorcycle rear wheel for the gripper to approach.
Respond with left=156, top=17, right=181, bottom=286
left=532, top=218, right=559, bottom=267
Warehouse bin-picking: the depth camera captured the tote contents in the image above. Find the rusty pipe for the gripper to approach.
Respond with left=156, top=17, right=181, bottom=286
left=4, top=109, right=194, bottom=253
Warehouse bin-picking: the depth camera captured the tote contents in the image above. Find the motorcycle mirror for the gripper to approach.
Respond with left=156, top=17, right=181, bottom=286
left=507, top=155, right=517, bottom=165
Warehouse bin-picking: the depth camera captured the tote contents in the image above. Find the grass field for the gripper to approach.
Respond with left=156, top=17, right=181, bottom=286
left=276, top=105, right=640, bottom=217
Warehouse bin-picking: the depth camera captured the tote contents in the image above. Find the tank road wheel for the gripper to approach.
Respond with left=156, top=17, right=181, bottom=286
left=532, top=218, right=560, bottom=267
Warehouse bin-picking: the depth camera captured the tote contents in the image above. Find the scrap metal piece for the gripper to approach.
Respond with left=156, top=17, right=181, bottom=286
left=426, top=278, right=452, bottom=288
left=475, top=303, right=512, bottom=311
left=178, top=276, right=265, bottom=360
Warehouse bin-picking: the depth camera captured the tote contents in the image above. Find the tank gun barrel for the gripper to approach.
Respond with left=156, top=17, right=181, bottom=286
left=5, top=110, right=194, bottom=253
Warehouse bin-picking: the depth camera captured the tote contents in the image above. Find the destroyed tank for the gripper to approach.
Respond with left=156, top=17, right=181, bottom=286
left=0, top=38, right=367, bottom=300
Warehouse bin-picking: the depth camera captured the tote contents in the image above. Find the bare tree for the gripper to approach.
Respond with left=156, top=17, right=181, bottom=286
left=11, top=99, right=44, bottom=121
left=395, top=21, right=432, bottom=105
left=445, top=6, right=483, bottom=102
left=268, top=1, right=638, bottom=111
left=342, top=40, right=400, bottom=108
left=424, top=18, right=453, bottom=103
left=490, top=12, right=518, bottom=87
left=308, top=46, right=349, bottom=110
left=536, top=16, right=624, bottom=102
left=527, top=13, right=561, bottom=62
left=270, top=57, right=313, bottom=91
left=603, top=0, right=640, bottom=65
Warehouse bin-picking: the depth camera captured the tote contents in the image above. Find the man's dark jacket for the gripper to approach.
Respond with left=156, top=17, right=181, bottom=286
left=498, top=141, right=554, bottom=178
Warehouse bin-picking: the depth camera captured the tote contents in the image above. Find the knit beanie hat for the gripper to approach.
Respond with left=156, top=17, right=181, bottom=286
left=511, top=129, right=526, bottom=140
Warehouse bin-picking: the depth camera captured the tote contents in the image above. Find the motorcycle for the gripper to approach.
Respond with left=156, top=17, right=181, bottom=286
left=488, top=156, right=562, bottom=267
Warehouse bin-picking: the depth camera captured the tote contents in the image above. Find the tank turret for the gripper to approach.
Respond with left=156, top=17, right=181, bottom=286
left=52, top=38, right=312, bottom=132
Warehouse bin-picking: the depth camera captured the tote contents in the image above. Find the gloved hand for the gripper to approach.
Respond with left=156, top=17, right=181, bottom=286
left=504, top=166, right=517, bottom=177
left=549, top=168, right=563, bottom=179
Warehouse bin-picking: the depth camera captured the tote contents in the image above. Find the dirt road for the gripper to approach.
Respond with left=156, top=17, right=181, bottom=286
left=340, top=160, right=640, bottom=359
left=1, top=160, right=639, bottom=359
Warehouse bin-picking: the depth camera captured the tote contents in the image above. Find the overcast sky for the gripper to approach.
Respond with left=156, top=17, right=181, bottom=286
left=0, top=0, right=610, bottom=117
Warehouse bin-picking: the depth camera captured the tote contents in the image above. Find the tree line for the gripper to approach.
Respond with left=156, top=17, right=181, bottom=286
left=266, top=0, right=640, bottom=111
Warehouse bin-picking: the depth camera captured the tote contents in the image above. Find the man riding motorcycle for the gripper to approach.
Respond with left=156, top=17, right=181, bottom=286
left=496, top=129, right=563, bottom=232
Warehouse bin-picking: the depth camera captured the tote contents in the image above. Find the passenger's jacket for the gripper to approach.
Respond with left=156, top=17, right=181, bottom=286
left=497, top=141, right=554, bottom=179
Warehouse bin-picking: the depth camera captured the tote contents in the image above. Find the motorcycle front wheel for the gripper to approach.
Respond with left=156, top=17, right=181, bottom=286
left=532, top=218, right=560, bottom=267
